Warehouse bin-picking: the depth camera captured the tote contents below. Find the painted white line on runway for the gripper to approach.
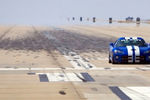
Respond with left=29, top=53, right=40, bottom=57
left=110, top=67, right=138, bottom=71
left=55, top=73, right=69, bottom=81
left=47, top=73, right=69, bottom=82
left=0, top=67, right=150, bottom=71
left=31, top=68, right=61, bottom=70
left=127, top=87, right=150, bottom=98
left=37, top=72, right=82, bottom=82
left=85, top=57, right=108, bottom=61
left=0, top=68, right=29, bottom=70
left=44, top=31, right=98, bottom=69
left=60, top=48, right=97, bottom=69
left=47, top=73, right=57, bottom=81
left=120, top=87, right=150, bottom=100
left=66, top=73, right=82, bottom=81
left=137, top=67, right=150, bottom=70
left=97, top=58, right=108, bottom=60
left=88, top=67, right=138, bottom=71
left=0, top=68, right=61, bottom=71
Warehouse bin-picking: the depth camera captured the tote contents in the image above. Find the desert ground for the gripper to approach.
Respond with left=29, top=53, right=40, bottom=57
left=0, top=25, right=150, bottom=100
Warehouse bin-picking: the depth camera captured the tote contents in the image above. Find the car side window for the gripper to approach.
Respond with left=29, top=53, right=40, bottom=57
left=115, top=40, right=126, bottom=47
left=114, top=40, right=118, bottom=46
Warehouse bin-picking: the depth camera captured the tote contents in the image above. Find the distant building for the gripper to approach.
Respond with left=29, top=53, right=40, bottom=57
left=93, top=17, right=96, bottom=23
left=109, top=17, right=112, bottom=24
left=125, top=17, right=134, bottom=22
left=72, top=17, right=75, bottom=21
left=67, top=17, right=70, bottom=21
left=136, top=17, right=140, bottom=22
left=136, top=17, right=141, bottom=24
left=87, top=18, right=90, bottom=21
left=80, top=17, right=83, bottom=22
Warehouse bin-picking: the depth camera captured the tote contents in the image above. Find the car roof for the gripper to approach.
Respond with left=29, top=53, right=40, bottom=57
left=118, top=37, right=144, bottom=40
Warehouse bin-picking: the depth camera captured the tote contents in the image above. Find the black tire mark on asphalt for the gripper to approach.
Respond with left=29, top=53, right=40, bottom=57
left=32, top=26, right=62, bottom=67
left=48, top=28, right=117, bottom=54
left=0, top=26, right=56, bottom=51
left=0, top=26, right=15, bottom=41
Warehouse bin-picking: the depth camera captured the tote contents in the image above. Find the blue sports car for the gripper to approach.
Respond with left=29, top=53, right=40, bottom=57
left=109, top=37, right=150, bottom=64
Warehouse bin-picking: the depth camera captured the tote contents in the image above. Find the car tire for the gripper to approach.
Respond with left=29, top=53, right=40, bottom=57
left=112, top=60, right=116, bottom=64
left=112, top=56, right=116, bottom=64
left=109, top=55, right=111, bottom=63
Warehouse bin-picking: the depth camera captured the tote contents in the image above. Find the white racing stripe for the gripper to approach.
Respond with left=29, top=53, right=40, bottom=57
left=127, top=46, right=133, bottom=56
left=125, top=37, right=130, bottom=40
left=134, top=46, right=140, bottom=63
left=125, top=37, right=140, bottom=63
left=126, top=46, right=133, bottom=63
left=132, top=37, right=138, bottom=40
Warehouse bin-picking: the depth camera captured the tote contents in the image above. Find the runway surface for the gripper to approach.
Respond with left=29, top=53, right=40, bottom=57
left=0, top=25, right=150, bottom=100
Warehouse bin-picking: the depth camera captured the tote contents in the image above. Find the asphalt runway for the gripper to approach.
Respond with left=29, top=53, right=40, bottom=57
left=0, top=26, right=150, bottom=100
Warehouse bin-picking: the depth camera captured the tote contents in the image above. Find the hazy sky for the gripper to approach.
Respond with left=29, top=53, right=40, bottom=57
left=0, top=0, right=149, bottom=25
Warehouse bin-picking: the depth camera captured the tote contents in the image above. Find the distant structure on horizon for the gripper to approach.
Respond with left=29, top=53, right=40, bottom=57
left=136, top=17, right=141, bottom=24
left=72, top=17, right=75, bottom=21
left=126, top=16, right=134, bottom=22
left=109, top=17, right=112, bottom=24
left=87, top=18, right=90, bottom=21
left=67, top=17, right=97, bottom=23
left=67, top=16, right=143, bottom=25
left=93, top=17, right=96, bottom=23
left=80, top=17, right=83, bottom=22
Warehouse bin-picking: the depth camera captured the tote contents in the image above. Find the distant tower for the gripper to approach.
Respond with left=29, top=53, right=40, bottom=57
left=80, top=17, right=83, bottom=22
left=136, top=17, right=140, bottom=24
left=93, top=17, right=96, bottom=23
left=87, top=18, right=90, bottom=21
left=67, top=17, right=70, bottom=21
left=109, top=17, right=112, bottom=24
left=72, top=17, right=75, bottom=21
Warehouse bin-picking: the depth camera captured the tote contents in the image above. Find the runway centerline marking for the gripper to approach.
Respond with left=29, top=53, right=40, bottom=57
left=119, top=87, right=150, bottom=100
left=0, top=67, right=150, bottom=71
left=37, top=72, right=94, bottom=82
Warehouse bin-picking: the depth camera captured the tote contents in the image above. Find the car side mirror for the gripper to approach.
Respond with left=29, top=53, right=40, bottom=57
left=145, top=43, right=149, bottom=46
left=110, top=43, right=114, bottom=47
